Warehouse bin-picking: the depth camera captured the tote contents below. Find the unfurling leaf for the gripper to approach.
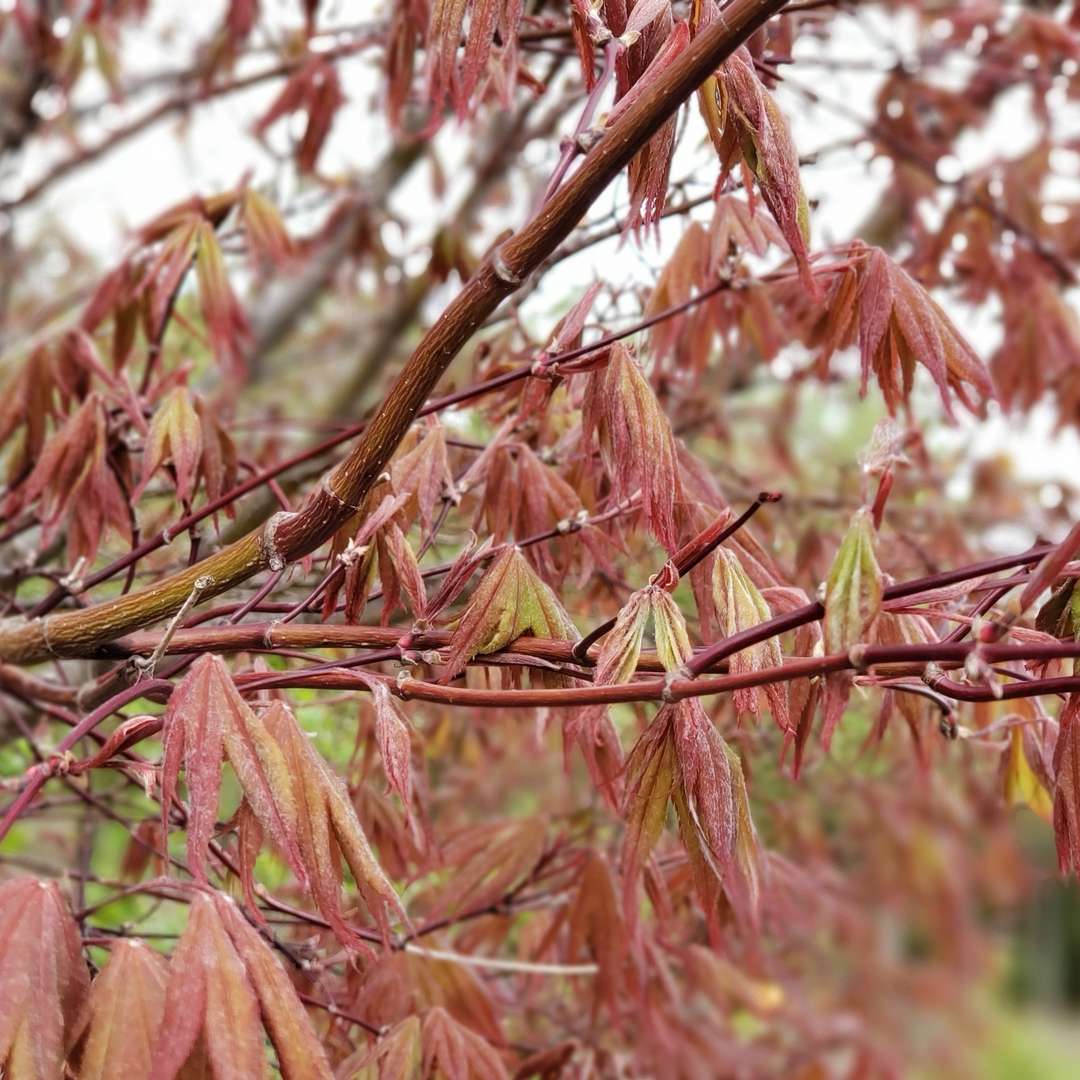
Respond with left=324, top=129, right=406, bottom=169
left=724, top=738, right=762, bottom=915
left=672, top=702, right=735, bottom=892
left=622, top=703, right=762, bottom=919
left=710, top=192, right=785, bottom=261
left=567, top=579, right=691, bottom=804
left=141, top=214, right=199, bottom=336
left=19, top=392, right=131, bottom=564
left=813, top=243, right=994, bottom=418
left=697, top=37, right=814, bottom=292
left=820, top=509, right=882, bottom=750
left=160, top=654, right=228, bottom=883
left=354, top=672, right=417, bottom=834
left=620, top=0, right=671, bottom=47
left=441, top=546, right=578, bottom=681
left=135, top=385, right=202, bottom=504
left=608, top=19, right=686, bottom=231
left=0, top=879, right=89, bottom=1079
left=148, top=892, right=332, bottom=1079
left=323, top=490, right=412, bottom=624
left=1054, top=693, right=1080, bottom=875
left=390, top=421, right=455, bottom=533
left=255, top=57, right=345, bottom=172
left=425, top=0, right=524, bottom=120
left=545, top=281, right=602, bottom=358
left=581, top=344, right=682, bottom=551
left=621, top=709, right=677, bottom=884
left=194, top=220, right=250, bottom=377
left=595, top=588, right=655, bottom=687
left=377, top=522, right=428, bottom=626
left=241, top=188, right=293, bottom=266
left=712, top=549, right=789, bottom=731
left=422, top=532, right=493, bottom=627
left=675, top=704, right=762, bottom=920
left=652, top=574, right=695, bottom=671
left=481, top=444, right=609, bottom=587
left=824, top=508, right=883, bottom=655
left=566, top=588, right=651, bottom=803
left=69, top=940, right=168, bottom=1079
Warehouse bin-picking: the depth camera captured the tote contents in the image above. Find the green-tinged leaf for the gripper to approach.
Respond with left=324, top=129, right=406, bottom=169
left=136, top=386, right=202, bottom=504
left=650, top=585, right=694, bottom=673
left=621, top=711, right=677, bottom=884
left=712, top=549, right=789, bottom=730
left=194, top=220, right=250, bottom=376
left=701, top=42, right=815, bottom=293
left=724, top=740, right=762, bottom=917
left=824, top=508, right=883, bottom=654
left=441, top=546, right=577, bottom=680
left=595, top=589, right=653, bottom=687
left=241, top=188, right=293, bottom=266
left=162, top=656, right=304, bottom=887
left=564, top=588, right=653, bottom=804
left=220, top=695, right=308, bottom=886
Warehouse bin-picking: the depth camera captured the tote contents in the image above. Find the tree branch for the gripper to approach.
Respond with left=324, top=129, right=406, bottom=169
left=0, top=0, right=791, bottom=666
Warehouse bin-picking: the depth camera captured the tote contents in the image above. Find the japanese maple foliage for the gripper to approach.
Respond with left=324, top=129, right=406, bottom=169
left=3, top=0, right=1080, bottom=1076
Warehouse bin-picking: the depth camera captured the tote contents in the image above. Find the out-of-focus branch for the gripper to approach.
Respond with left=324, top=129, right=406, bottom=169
left=244, top=136, right=425, bottom=376
left=2, top=38, right=374, bottom=213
